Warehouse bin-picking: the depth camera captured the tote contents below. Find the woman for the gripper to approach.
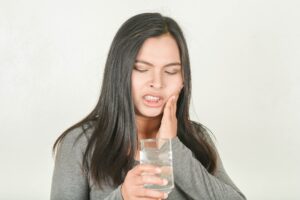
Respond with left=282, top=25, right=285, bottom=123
left=51, top=13, right=246, bottom=200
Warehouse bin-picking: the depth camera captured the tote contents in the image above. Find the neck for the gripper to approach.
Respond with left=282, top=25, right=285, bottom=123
left=135, top=114, right=162, bottom=140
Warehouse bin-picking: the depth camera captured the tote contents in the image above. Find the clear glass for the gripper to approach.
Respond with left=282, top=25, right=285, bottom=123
left=139, top=138, right=174, bottom=194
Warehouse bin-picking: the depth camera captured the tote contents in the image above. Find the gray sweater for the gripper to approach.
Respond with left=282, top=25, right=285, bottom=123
left=50, top=125, right=246, bottom=200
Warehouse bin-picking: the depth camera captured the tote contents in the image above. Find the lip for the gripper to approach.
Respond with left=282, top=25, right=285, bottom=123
left=142, top=94, right=164, bottom=108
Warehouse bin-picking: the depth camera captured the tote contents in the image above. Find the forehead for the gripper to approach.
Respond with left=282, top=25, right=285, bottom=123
left=135, top=34, right=181, bottom=64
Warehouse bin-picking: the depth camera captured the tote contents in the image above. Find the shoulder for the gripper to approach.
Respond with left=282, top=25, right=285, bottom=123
left=190, top=120, right=216, bottom=144
left=51, top=122, right=95, bottom=199
left=55, top=122, right=95, bottom=158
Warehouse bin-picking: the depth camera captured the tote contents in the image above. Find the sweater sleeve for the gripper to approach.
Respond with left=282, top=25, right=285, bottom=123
left=171, top=136, right=246, bottom=200
left=50, top=127, right=123, bottom=200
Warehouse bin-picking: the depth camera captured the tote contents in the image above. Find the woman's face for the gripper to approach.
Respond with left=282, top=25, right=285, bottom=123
left=131, top=34, right=183, bottom=118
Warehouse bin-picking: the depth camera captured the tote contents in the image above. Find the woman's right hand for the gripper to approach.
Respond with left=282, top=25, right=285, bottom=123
left=121, top=164, right=169, bottom=200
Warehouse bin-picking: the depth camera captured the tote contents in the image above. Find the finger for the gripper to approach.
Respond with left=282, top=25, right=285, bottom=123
left=165, top=96, right=172, bottom=115
left=133, top=164, right=162, bottom=175
left=170, top=96, right=176, bottom=118
left=137, top=188, right=168, bottom=199
left=173, top=94, right=178, bottom=116
left=161, top=96, right=173, bottom=123
left=173, top=88, right=182, bottom=115
left=168, top=89, right=180, bottom=116
left=137, top=174, right=168, bottom=186
left=169, top=97, right=174, bottom=118
left=174, top=89, right=181, bottom=104
left=164, top=95, right=173, bottom=113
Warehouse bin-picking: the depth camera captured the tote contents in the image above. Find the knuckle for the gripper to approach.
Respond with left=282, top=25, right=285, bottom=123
left=127, top=170, right=134, bottom=177
left=134, top=165, right=143, bottom=174
left=136, top=164, right=142, bottom=170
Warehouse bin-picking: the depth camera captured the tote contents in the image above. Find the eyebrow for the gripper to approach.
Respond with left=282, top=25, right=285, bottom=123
left=135, top=60, right=181, bottom=68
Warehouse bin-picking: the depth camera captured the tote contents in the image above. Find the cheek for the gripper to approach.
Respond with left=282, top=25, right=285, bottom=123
left=165, top=76, right=183, bottom=90
left=131, top=76, right=143, bottom=91
left=131, top=75, right=145, bottom=99
left=165, top=82, right=183, bottom=97
left=168, top=84, right=181, bottom=95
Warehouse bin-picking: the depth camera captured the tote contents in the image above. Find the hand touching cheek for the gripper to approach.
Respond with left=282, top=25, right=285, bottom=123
left=157, top=87, right=182, bottom=139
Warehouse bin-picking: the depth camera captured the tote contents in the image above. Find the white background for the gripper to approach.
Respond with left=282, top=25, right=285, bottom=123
left=1, top=0, right=299, bottom=199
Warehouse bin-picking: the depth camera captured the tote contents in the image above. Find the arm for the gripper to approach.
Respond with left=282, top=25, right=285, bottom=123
left=50, top=127, right=123, bottom=200
left=157, top=92, right=246, bottom=199
left=171, top=136, right=246, bottom=200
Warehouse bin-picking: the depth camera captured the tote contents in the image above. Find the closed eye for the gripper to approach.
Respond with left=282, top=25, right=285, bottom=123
left=133, top=66, right=148, bottom=72
left=165, top=70, right=179, bottom=75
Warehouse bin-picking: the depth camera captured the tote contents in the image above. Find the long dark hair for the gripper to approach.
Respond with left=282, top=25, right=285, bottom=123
left=53, top=12, right=217, bottom=188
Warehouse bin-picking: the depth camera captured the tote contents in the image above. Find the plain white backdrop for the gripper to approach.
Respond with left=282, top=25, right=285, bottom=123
left=1, top=0, right=299, bottom=199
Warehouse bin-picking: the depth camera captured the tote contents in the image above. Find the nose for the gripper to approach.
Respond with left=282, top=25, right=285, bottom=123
left=149, top=72, right=163, bottom=89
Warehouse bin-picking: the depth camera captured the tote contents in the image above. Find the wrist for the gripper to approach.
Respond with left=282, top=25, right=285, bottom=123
left=120, top=184, right=125, bottom=200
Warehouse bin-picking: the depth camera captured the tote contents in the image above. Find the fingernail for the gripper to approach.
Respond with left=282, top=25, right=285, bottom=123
left=162, top=179, right=168, bottom=185
left=164, top=193, right=168, bottom=199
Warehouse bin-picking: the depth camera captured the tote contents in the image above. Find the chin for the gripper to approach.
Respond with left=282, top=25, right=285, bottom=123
left=145, top=113, right=162, bottom=118
left=138, top=109, right=163, bottom=118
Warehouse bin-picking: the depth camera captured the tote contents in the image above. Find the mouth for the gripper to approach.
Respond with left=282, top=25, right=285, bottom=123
left=143, top=94, right=164, bottom=108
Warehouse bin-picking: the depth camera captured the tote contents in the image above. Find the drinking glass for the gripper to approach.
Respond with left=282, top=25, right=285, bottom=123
left=139, top=138, right=174, bottom=194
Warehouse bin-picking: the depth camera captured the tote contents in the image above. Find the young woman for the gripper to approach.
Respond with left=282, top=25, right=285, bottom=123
left=51, top=13, right=246, bottom=200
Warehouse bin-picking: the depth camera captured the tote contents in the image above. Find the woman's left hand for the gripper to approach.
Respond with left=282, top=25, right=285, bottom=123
left=157, top=90, right=180, bottom=139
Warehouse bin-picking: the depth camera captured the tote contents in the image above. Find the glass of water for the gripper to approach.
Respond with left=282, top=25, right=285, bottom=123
left=139, top=138, right=174, bottom=194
